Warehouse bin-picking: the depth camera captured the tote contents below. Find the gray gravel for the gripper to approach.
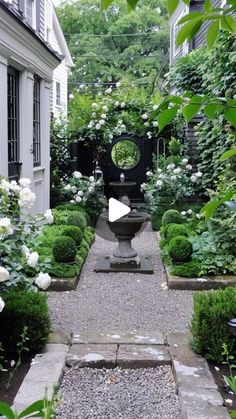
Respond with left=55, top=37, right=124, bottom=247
left=56, top=366, right=183, bottom=419
left=48, top=224, right=193, bottom=335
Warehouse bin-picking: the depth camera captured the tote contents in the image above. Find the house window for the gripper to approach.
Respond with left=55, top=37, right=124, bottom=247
left=8, top=67, right=20, bottom=178
left=33, top=75, right=41, bottom=167
left=25, top=0, right=36, bottom=28
left=56, top=81, right=61, bottom=106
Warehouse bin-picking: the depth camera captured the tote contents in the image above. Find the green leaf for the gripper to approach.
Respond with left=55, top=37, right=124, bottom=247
left=229, top=410, right=236, bottom=419
left=224, top=107, right=236, bottom=127
left=18, top=400, right=45, bottom=418
left=176, top=18, right=203, bottom=45
left=178, top=12, right=203, bottom=25
left=204, top=102, right=223, bottom=118
left=127, top=0, right=139, bottom=12
left=157, top=106, right=179, bottom=131
left=0, top=402, right=15, bottom=419
left=182, top=0, right=190, bottom=5
left=167, top=0, right=179, bottom=15
left=203, top=0, right=213, bottom=12
left=220, top=148, right=236, bottom=160
left=101, top=0, right=114, bottom=10
left=221, top=15, right=236, bottom=33
left=207, top=21, right=219, bottom=48
left=182, top=95, right=202, bottom=122
left=201, top=191, right=233, bottom=221
left=225, top=201, right=236, bottom=213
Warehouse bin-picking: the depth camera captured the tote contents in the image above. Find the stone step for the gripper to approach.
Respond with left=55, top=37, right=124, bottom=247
left=117, top=344, right=170, bottom=368
left=72, top=330, right=165, bottom=345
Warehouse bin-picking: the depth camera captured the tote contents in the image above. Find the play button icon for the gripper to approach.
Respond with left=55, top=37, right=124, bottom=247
left=108, top=198, right=130, bottom=222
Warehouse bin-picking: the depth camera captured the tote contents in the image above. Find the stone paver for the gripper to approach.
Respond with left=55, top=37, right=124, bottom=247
left=117, top=344, right=170, bottom=368
left=66, top=344, right=117, bottom=368
left=73, top=329, right=165, bottom=345
left=13, top=343, right=68, bottom=412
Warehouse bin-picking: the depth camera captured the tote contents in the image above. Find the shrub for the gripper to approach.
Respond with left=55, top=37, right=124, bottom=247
left=67, top=212, right=87, bottom=230
left=171, top=260, right=201, bottom=277
left=162, top=209, right=182, bottom=226
left=166, top=223, right=188, bottom=242
left=50, top=262, right=77, bottom=278
left=52, top=209, right=71, bottom=225
left=55, top=204, right=91, bottom=225
left=63, top=226, right=83, bottom=246
left=191, top=287, right=236, bottom=362
left=0, top=291, right=51, bottom=356
left=151, top=212, right=163, bottom=231
left=168, top=236, right=192, bottom=263
left=52, top=237, right=76, bottom=263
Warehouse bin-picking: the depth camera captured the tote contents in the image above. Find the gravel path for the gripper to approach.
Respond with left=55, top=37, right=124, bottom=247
left=56, top=366, right=183, bottom=419
left=48, top=224, right=193, bottom=335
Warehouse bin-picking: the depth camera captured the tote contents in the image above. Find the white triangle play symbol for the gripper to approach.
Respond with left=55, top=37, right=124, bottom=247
left=108, top=198, right=131, bottom=222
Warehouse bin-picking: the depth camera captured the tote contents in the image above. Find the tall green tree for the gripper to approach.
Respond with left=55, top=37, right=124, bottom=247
left=56, top=0, right=168, bottom=91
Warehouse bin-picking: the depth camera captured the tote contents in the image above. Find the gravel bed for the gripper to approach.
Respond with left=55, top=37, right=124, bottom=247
left=48, top=224, right=193, bottom=334
left=56, top=366, right=183, bottom=419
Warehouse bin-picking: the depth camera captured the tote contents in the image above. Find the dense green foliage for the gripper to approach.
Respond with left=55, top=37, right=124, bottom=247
left=57, top=0, right=168, bottom=89
left=162, top=210, right=182, bottom=226
left=63, top=226, right=83, bottom=246
left=52, top=237, right=77, bottom=263
left=67, top=212, right=87, bottom=230
left=166, top=223, right=188, bottom=242
left=171, top=260, right=201, bottom=277
left=0, top=291, right=51, bottom=355
left=191, top=287, right=236, bottom=362
left=168, top=235, right=192, bottom=263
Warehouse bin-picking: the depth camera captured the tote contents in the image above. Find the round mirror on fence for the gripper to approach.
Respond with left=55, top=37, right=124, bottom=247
left=111, top=139, right=141, bottom=170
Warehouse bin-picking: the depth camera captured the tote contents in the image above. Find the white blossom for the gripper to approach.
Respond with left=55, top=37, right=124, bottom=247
left=75, top=196, right=82, bottom=203
left=114, top=101, right=120, bottom=107
left=27, top=252, right=39, bottom=269
left=182, top=158, right=188, bottom=164
left=89, top=176, right=95, bottom=182
left=10, top=181, right=21, bottom=192
left=181, top=211, right=187, bottom=216
left=173, top=168, right=181, bottom=174
left=96, top=123, right=101, bottom=130
left=0, top=267, right=9, bottom=282
left=71, top=186, right=77, bottom=194
left=147, top=131, right=152, bottom=139
left=156, top=180, right=163, bottom=188
left=142, top=113, right=148, bottom=120
left=73, top=171, right=82, bottom=179
left=102, top=106, right=108, bottom=112
left=21, top=245, right=30, bottom=256
left=159, top=174, right=165, bottom=179
left=144, top=122, right=149, bottom=127
left=99, top=119, right=105, bottom=126
left=140, top=182, right=146, bottom=190
left=120, top=102, right=125, bottom=108
left=105, top=88, right=112, bottom=94
left=186, top=164, right=192, bottom=170
left=157, top=168, right=162, bottom=173
left=35, top=272, right=51, bottom=290
left=101, top=114, right=107, bottom=119
left=167, top=163, right=175, bottom=170
left=77, top=191, right=84, bottom=197
left=69, top=93, right=74, bottom=100
left=190, top=175, right=197, bottom=183
left=88, top=186, right=94, bottom=193
left=152, top=121, right=158, bottom=127
left=0, top=217, right=13, bottom=239
left=92, top=112, right=96, bottom=117
left=19, top=178, right=31, bottom=188
left=171, top=175, right=177, bottom=181
left=146, top=171, right=152, bottom=177
left=187, top=209, right=193, bottom=215
left=64, top=184, right=71, bottom=191
left=44, top=209, right=54, bottom=224
left=153, top=104, right=158, bottom=110
left=116, top=82, right=121, bottom=88
left=196, top=171, right=203, bottom=177
left=19, top=188, right=36, bottom=208
left=0, top=297, right=5, bottom=312
left=92, top=103, right=98, bottom=109
left=0, top=179, right=11, bottom=193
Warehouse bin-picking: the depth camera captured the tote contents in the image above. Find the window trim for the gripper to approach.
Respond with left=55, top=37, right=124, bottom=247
left=56, top=81, right=61, bottom=107
left=25, top=0, right=36, bottom=29
left=33, top=74, right=41, bottom=167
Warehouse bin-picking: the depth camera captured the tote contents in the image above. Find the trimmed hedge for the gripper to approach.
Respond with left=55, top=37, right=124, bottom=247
left=171, top=260, right=201, bottom=277
left=0, top=291, right=51, bottom=356
left=162, top=210, right=182, bottom=226
left=53, top=236, right=77, bottom=263
left=63, top=226, right=83, bottom=246
left=191, top=287, right=236, bottom=362
left=168, top=236, right=192, bottom=263
left=166, top=223, right=188, bottom=242
left=67, top=212, right=87, bottom=230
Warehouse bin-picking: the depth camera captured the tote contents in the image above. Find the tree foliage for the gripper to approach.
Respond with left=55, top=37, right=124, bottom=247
left=56, top=0, right=168, bottom=90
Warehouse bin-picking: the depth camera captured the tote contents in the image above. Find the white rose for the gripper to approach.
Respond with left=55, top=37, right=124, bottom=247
left=182, top=158, right=188, bottom=164
left=19, top=178, right=31, bottom=187
left=44, top=209, right=54, bottom=224
left=102, top=106, right=108, bottom=112
left=73, top=171, right=82, bottom=179
left=88, top=121, right=94, bottom=128
left=159, top=174, right=165, bottom=179
left=92, top=112, right=96, bottom=117
left=196, top=171, right=203, bottom=177
left=186, top=164, right=192, bottom=170
left=101, top=114, right=107, bottom=119
left=152, top=121, right=158, bottom=127
left=92, top=103, right=98, bottom=109
left=99, top=119, right=105, bottom=125
left=171, top=175, right=177, bottom=181
left=157, top=168, right=162, bottom=173
left=89, top=176, right=95, bottom=182
left=114, top=101, right=120, bottom=107
left=77, top=191, right=84, bottom=197
left=21, top=244, right=30, bottom=256
left=0, top=297, right=5, bottom=312
left=190, top=175, right=197, bottom=183
left=0, top=179, right=11, bottom=192
left=35, top=272, right=51, bottom=290
left=69, top=93, right=74, bottom=99
left=167, top=164, right=175, bottom=170
left=116, top=82, right=121, bottom=87
left=105, top=88, right=112, bottom=94
left=120, top=102, right=125, bottom=108
left=187, top=209, right=193, bottom=214
left=96, top=123, right=101, bottom=130
left=142, top=113, right=148, bottom=120
left=173, top=168, right=181, bottom=174
left=144, top=122, right=149, bottom=127
left=147, top=132, right=152, bottom=139
left=156, top=180, right=163, bottom=188
left=10, top=181, right=21, bottom=192
left=70, top=200, right=75, bottom=203
left=181, top=211, right=187, bottom=216
left=196, top=213, right=201, bottom=219
left=19, top=188, right=36, bottom=208
left=0, top=217, right=13, bottom=239
left=153, top=104, right=158, bottom=110
left=71, top=186, right=77, bottom=193
left=0, top=267, right=9, bottom=282
left=146, top=171, right=152, bottom=177
left=140, top=183, right=146, bottom=190
left=75, top=196, right=82, bottom=203
left=27, top=252, right=39, bottom=269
